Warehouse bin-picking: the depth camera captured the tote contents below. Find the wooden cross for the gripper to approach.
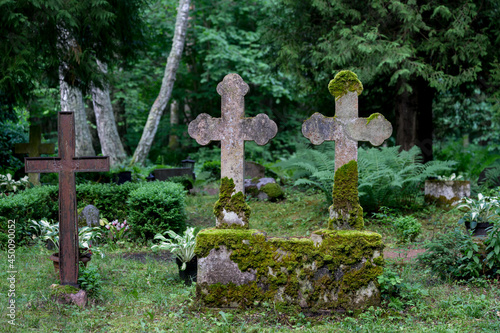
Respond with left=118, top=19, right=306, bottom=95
left=302, top=71, right=392, bottom=171
left=25, top=112, right=109, bottom=286
left=15, top=125, right=55, bottom=186
left=188, top=73, right=278, bottom=194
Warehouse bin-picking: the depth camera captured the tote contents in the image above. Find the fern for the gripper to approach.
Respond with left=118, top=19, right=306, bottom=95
left=358, top=146, right=455, bottom=210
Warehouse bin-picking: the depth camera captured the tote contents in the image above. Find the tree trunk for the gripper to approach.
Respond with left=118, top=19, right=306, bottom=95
left=91, top=60, right=127, bottom=167
left=59, top=66, right=96, bottom=157
left=168, top=100, right=179, bottom=150
left=395, top=78, right=434, bottom=162
left=130, top=0, right=191, bottom=165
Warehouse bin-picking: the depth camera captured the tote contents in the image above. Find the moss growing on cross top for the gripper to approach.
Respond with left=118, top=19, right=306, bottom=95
left=328, top=70, right=363, bottom=101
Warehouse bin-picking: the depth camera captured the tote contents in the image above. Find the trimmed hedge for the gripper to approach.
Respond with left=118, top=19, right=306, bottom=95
left=0, top=181, right=187, bottom=246
left=127, top=182, right=186, bottom=240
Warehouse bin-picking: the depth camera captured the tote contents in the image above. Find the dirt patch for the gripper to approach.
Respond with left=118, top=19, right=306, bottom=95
left=384, top=248, right=426, bottom=261
left=117, top=251, right=174, bottom=264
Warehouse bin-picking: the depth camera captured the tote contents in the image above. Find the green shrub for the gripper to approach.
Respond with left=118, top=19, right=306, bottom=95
left=393, top=216, right=422, bottom=243
left=0, top=185, right=59, bottom=245
left=127, top=182, right=187, bottom=240
left=77, top=182, right=140, bottom=220
left=201, top=160, right=221, bottom=180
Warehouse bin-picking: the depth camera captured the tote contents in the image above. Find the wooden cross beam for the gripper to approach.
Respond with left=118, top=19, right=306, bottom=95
left=188, top=73, right=278, bottom=194
left=25, top=112, right=109, bottom=286
left=15, top=125, right=55, bottom=186
left=302, top=71, right=392, bottom=171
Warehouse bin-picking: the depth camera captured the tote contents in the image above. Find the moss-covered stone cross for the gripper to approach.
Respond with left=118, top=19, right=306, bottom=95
left=15, top=124, right=55, bottom=186
left=302, top=71, right=392, bottom=230
left=302, top=70, right=392, bottom=172
left=188, top=73, right=278, bottom=228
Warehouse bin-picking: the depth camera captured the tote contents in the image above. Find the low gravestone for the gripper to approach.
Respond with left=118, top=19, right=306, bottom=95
left=78, top=205, right=100, bottom=228
left=190, top=71, right=391, bottom=311
left=244, top=177, right=284, bottom=201
left=424, top=180, right=470, bottom=206
left=245, top=161, right=265, bottom=179
left=153, top=168, right=194, bottom=181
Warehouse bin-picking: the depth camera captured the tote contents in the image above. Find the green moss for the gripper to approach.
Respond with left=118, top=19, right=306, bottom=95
left=366, top=113, right=382, bottom=125
left=50, top=284, right=80, bottom=297
left=261, top=183, right=284, bottom=201
left=329, top=160, right=364, bottom=230
left=195, top=228, right=384, bottom=310
left=213, top=177, right=251, bottom=229
left=328, top=70, right=363, bottom=101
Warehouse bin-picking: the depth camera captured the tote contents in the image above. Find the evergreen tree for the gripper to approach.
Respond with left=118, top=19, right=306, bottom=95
left=264, top=0, right=500, bottom=161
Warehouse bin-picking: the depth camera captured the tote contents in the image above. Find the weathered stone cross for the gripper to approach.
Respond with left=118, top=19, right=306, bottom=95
left=189, top=73, right=278, bottom=194
left=15, top=125, right=55, bottom=186
left=302, top=71, right=392, bottom=230
left=302, top=70, right=392, bottom=171
left=25, top=112, right=109, bottom=286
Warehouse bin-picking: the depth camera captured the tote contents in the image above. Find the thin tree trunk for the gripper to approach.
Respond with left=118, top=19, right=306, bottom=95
left=59, top=66, right=95, bottom=157
left=168, top=100, right=179, bottom=150
left=91, top=60, right=127, bottom=167
left=130, top=0, right=191, bottom=165
left=395, top=78, right=434, bottom=162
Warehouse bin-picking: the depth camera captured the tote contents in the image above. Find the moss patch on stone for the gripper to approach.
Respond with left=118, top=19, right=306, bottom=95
left=195, top=228, right=383, bottom=310
left=328, top=70, right=363, bottom=101
left=366, top=113, right=383, bottom=125
left=50, top=284, right=80, bottom=297
left=329, top=160, right=364, bottom=230
left=261, top=183, right=285, bottom=201
left=213, top=177, right=251, bottom=228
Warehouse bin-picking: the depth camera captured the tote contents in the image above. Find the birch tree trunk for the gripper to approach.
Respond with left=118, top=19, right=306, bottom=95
left=91, top=60, right=127, bottom=166
left=59, top=66, right=96, bottom=157
left=130, top=0, right=191, bottom=165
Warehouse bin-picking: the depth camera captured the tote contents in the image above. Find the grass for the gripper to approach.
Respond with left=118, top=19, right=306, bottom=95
left=1, top=186, right=500, bottom=332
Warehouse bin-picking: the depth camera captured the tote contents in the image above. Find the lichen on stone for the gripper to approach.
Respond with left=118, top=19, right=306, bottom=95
left=329, top=160, right=364, bottom=230
left=213, top=177, right=251, bottom=229
left=328, top=70, right=363, bottom=101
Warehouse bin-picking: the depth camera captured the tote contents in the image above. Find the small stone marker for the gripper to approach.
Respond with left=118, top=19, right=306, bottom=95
left=79, top=204, right=100, bottom=228
left=15, top=125, right=55, bottom=186
left=25, top=112, right=109, bottom=286
left=188, top=74, right=277, bottom=227
left=302, top=71, right=392, bottom=229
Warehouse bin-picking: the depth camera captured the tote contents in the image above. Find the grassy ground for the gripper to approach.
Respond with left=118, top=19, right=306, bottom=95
left=1, top=187, right=499, bottom=332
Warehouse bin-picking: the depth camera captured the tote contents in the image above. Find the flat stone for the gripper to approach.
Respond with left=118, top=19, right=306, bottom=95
left=198, top=246, right=256, bottom=285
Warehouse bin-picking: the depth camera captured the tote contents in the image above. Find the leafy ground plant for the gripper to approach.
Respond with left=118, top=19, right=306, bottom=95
left=151, top=227, right=196, bottom=270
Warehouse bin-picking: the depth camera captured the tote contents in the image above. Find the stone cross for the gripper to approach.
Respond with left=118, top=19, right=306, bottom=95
left=188, top=74, right=278, bottom=194
left=302, top=71, right=392, bottom=171
left=15, top=125, right=55, bottom=186
left=25, top=112, right=109, bottom=286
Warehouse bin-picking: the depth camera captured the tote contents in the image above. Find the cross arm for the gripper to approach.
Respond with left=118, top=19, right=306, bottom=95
left=188, top=114, right=224, bottom=145
left=25, top=157, right=62, bottom=173
left=241, top=114, right=278, bottom=145
left=346, top=113, right=392, bottom=146
left=302, top=113, right=341, bottom=145
left=72, top=157, right=109, bottom=172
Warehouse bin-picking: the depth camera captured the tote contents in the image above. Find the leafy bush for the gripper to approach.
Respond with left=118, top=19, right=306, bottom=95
left=127, top=182, right=187, bottom=240
left=0, top=185, right=58, bottom=245
left=378, top=267, right=427, bottom=311
left=77, top=182, right=141, bottom=221
left=393, top=216, right=422, bottom=243
left=200, top=160, right=221, bottom=181
left=78, top=264, right=102, bottom=298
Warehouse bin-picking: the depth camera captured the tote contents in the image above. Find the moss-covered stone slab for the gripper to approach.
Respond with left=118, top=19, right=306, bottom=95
left=195, top=228, right=383, bottom=311
left=424, top=180, right=470, bottom=206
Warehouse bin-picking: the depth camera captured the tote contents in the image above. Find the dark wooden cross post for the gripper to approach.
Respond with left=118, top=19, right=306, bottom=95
left=302, top=71, right=392, bottom=230
left=188, top=74, right=277, bottom=227
left=25, top=112, right=109, bottom=286
left=15, top=125, right=55, bottom=186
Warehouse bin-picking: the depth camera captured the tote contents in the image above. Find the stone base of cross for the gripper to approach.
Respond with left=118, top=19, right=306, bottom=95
left=302, top=71, right=392, bottom=230
left=188, top=74, right=277, bottom=228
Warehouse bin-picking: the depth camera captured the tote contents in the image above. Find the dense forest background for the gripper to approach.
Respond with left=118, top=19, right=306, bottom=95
left=1, top=0, right=500, bottom=176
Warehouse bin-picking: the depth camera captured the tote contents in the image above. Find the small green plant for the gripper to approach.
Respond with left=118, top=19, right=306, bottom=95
left=100, top=218, right=130, bottom=242
left=436, top=173, right=464, bottom=181
left=393, top=215, right=421, bottom=243
left=151, top=227, right=196, bottom=270
left=0, top=173, right=29, bottom=195
left=377, top=267, right=427, bottom=311
left=457, top=193, right=499, bottom=230
left=78, top=263, right=102, bottom=298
